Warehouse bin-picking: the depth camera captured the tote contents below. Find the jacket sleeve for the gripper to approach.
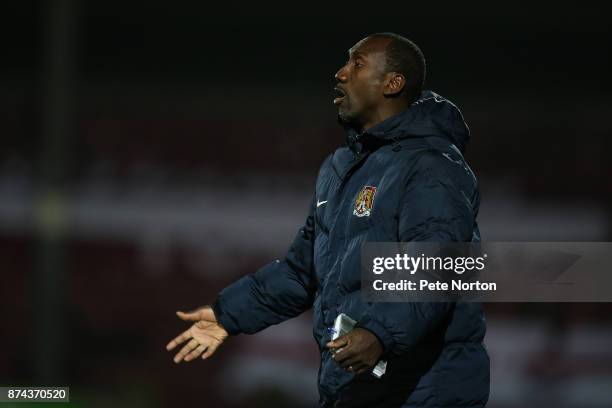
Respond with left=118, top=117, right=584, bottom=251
left=356, top=153, right=476, bottom=356
left=211, top=196, right=317, bottom=335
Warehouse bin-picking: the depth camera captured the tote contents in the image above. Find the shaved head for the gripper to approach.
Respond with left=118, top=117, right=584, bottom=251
left=334, top=33, right=426, bottom=131
left=369, top=33, right=426, bottom=103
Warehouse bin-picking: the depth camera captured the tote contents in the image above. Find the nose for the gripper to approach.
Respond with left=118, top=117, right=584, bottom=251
left=335, top=64, right=348, bottom=82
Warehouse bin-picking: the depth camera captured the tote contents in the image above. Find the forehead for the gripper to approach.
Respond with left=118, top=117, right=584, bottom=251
left=348, top=37, right=390, bottom=58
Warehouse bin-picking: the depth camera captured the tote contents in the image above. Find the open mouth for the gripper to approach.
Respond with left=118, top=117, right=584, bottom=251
left=333, top=87, right=346, bottom=105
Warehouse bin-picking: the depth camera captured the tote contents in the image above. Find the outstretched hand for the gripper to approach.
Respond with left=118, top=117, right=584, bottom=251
left=327, top=328, right=383, bottom=374
left=166, top=306, right=228, bottom=363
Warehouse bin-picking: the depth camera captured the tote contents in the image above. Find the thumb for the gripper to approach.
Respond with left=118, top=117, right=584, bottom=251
left=177, top=307, right=217, bottom=322
left=197, top=307, right=217, bottom=322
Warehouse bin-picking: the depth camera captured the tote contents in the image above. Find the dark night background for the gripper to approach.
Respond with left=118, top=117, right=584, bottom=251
left=1, top=2, right=611, bottom=407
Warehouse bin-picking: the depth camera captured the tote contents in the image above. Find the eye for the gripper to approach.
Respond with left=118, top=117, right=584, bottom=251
left=354, top=59, right=364, bottom=68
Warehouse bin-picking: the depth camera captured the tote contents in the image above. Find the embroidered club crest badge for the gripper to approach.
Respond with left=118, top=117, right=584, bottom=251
left=353, top=186, right=377, bottom=217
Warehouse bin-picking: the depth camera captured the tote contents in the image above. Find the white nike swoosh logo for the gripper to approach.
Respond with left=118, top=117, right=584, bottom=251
left=317, top=200, right=328, bottom=207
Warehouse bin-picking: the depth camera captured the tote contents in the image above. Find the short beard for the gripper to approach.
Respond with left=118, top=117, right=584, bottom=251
left=337, top=109, right=359, bottom=129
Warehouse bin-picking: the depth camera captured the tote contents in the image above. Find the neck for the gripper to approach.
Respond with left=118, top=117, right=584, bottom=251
left=362, top=101, right=411, bottom=131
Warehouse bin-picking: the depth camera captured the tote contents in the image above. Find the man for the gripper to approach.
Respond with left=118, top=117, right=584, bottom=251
left=166, top=33, right=490, bottom=407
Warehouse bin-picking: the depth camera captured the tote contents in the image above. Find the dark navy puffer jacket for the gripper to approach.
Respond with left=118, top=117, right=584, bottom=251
left=213, top=90, right=490, bottom=407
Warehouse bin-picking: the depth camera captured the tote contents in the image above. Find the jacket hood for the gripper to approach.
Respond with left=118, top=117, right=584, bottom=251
left=345, top=90, right=471, bottom=153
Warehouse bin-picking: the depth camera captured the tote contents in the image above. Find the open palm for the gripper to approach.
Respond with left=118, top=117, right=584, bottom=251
left=166, top=307, right=228, bottom=363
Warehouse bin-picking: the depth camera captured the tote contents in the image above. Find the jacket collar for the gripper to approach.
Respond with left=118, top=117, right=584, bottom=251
left=343, top=90, right=471, bottom=154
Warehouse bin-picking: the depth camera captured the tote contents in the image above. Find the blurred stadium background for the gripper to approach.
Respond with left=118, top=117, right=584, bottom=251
left=1, top=2, right=611, bottom=407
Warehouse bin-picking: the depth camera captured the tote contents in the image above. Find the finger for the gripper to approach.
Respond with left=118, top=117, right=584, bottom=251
left=345, top=362, right=365, bottom=373
left=184, top=345, right=207, bottom=362
left=174, top=339, right=199, bottom=363
left=354, top=363, right=370, bottom=374
left=166, top=329, right=192, bottom=351
left=327, top=335, right=349, bottom=349
left=340, top=355, right=366, bottom=370
left=333, top=346, right=356, bottom=364
left=344, top=359, right=369, bottom=373
left=201, top=340, right=221, bottom=360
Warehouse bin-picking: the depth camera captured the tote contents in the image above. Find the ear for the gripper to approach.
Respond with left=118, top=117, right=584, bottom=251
left=383, top=72, right=406, bottom=97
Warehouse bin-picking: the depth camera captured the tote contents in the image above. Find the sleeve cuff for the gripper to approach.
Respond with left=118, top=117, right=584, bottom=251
left=357, top=315, right=396, bottom=355
left=211, top=299, right=241, bottom=336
